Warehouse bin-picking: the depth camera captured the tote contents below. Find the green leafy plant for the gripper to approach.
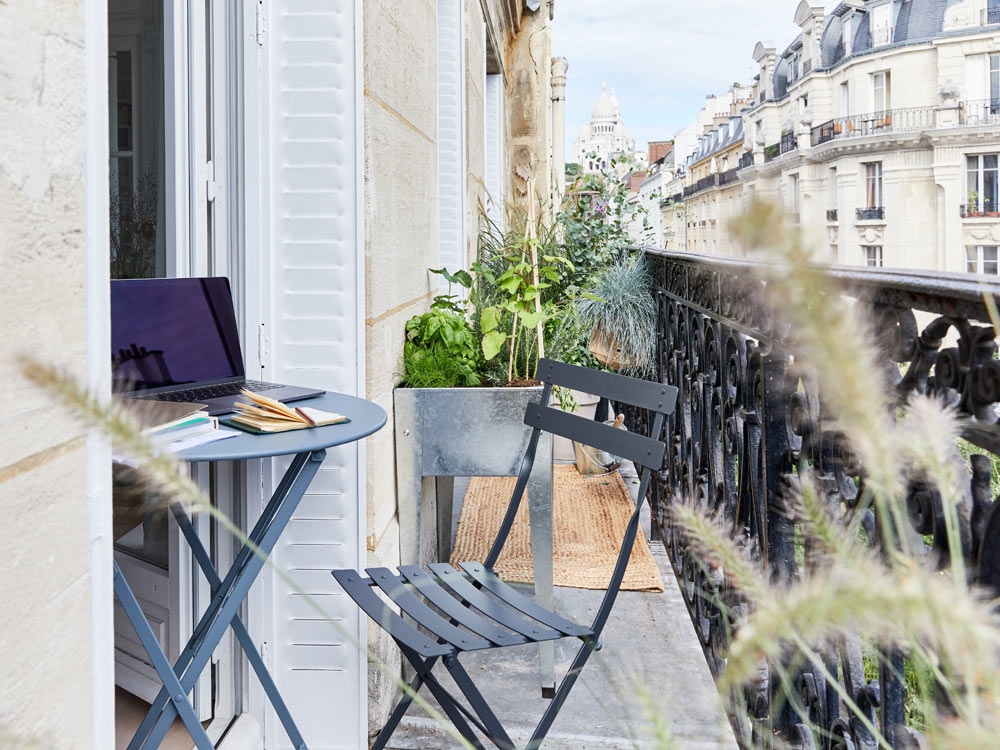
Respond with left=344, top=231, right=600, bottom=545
left=401, top=270, right=481, bottom=387
left=575, top=251, right=656, bottom=375
left=557, top=157, right=651, bottom=293
left=473, top=234, right=573, bottom=382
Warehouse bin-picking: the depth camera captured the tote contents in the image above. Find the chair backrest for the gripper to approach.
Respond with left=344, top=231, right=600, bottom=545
left=528, top=358, right=677, bottom=471
left=483, top=358, right=677, bottom=570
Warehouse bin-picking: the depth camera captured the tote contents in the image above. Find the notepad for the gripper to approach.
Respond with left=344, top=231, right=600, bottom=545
left=222, top=390, right=349, bottom=434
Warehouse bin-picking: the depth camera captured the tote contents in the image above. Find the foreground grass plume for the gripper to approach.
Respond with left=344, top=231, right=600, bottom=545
left=20, top=357, right=481, bottom=750
left=671, top=203, right=1000, bottom=746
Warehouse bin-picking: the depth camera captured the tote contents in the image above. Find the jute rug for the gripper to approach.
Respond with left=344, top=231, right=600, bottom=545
left=450, top=465, right=663, bottom=592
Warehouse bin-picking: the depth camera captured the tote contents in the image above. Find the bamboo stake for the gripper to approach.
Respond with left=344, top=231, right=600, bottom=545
left=508, top=226, right=527, bottom=382
left=527, top=179, right=545, bottom=362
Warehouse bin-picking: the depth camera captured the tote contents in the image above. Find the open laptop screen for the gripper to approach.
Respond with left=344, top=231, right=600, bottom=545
left=111, top=277, right=245, bottom=392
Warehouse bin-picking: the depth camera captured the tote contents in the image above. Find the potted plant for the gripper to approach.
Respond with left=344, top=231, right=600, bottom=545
left=394, top=212, right=564, bottom=568
left=965, top=188, right=983, bottom=218
left=576, top=251, right=657, bottom=375
left=399, top=272, right=483, bottom=388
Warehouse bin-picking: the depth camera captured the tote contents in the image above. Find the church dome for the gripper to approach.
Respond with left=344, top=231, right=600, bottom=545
left=592, top=83, right=615, bottom=121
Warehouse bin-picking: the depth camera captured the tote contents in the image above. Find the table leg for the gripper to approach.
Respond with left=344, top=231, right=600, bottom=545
left=131, top=450, right=323, bottom=750
left=114, top=563, right=215, bottom=750
left=172, top=507, right=308, bottom=750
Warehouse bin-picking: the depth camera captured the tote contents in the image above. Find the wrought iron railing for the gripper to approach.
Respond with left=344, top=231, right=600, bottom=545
left=960, top=199, right=1000, bottom=217
left=826, top=208, right=838, bottom=222
left=802, top=58, right=812, bottom=75
left=779, top=132, right=798, bottom=155
left=960, top=99, right=1000, bottom=126
left=738, top=151, right=754, bottom=170
left=717, top=168, right=739, bottom=187
left=810, top=106, right=936, bottom=146
left=983, top=7, right=1000, bottom=24
left=622, top=247, right=1000, bottom=749
left=856, top=206, right=885, bottom=221
left=659, top=191, right=684, bottom=210
left=764, top=143, right=780, bottom=162
left=684, top=173, right=729, bottom=198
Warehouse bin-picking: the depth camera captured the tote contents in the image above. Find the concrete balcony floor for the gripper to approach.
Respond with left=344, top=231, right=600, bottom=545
left=115, top=687, right=201, bottom=750
left=384, top=465, right=738, bottom=750
left=113, top=463, right=735, bottom=749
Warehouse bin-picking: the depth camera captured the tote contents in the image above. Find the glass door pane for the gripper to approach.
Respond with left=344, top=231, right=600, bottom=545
left=109, top=2, right=165, bottom=280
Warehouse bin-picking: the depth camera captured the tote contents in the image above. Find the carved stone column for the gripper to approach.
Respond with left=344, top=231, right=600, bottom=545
left=551, top=56, right=568, bottom=201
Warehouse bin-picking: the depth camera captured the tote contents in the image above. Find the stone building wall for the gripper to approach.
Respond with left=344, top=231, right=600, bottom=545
left=362, top=0, right=439, bottom=729
left=0, top=2, right=94, bottom=748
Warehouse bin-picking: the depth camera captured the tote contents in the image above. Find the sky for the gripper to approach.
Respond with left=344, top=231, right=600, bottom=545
left=552, top=0, right=841, bottom=158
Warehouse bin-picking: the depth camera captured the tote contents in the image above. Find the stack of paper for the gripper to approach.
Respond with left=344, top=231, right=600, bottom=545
left=117, top=399, right=239, bottom=455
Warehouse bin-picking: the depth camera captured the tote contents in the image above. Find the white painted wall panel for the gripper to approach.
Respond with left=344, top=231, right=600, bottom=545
left=264, top=1, right=363, bottom=747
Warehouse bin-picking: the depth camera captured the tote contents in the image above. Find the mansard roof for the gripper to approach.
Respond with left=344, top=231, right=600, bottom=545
left=818, top=0, right=952, bottom=69
left=688, top=117, right=744, bottom=166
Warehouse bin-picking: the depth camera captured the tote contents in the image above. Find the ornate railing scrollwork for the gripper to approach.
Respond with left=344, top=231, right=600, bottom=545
left=623, top=248, right=1000, bottom=748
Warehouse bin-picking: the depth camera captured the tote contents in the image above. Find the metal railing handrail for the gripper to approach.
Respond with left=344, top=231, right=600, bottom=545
left=810, top=105, right=935, bottom=146
left=631, top=244, right=1000, bottom=322
left=959, top=99, right=1000, bottom=125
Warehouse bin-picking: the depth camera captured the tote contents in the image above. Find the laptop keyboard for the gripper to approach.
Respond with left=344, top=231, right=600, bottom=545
left=138, top=380, right=283, bottom=403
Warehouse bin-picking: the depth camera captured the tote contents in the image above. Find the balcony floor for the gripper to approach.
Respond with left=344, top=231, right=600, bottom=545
left=385, top=465, right=737, bottom=750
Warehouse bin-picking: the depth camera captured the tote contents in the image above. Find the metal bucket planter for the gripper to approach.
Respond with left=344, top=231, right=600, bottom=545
left=394, top=385, right=556, bottom=690
left=552, top=389, right=600, bottom=462
left=394, top=385, right=552, bottom=566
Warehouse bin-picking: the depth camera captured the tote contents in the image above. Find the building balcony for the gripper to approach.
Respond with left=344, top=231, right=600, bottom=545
left=764, top=142, right=780, bottom=162
left=961, top=200, right=1000, bottom=218
left=826, top=208, right=838, bottom=222
left=856, top=206, right=885, bottom=221
left=628, top=246, right=1000, bottom=750
left=960, top=99, right=1000, bottom=126
left=984, top=7, right=1000, bottom=24
left=810, top=106, right=936, bottom=146
left=717, top=167, right=739, bottom=187
left=738, top=151, right=754, bottom=170
left=683, top=173, right=721, bottom=198
left=779, top=132, right=797, bottom=155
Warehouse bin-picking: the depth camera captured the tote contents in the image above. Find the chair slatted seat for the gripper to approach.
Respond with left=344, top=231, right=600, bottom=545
left=333, top=358, right=677, bottom=749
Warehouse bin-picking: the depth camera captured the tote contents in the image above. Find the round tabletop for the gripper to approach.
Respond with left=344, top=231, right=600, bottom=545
left=175, top=392, right=387, bottom=462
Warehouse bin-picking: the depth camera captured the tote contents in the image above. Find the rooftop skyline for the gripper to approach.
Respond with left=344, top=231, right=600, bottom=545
left=553, top=0, right=840, bottom=160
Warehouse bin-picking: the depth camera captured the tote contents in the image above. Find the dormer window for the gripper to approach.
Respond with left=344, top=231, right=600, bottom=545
left=871, top=2, right=893, bottom=47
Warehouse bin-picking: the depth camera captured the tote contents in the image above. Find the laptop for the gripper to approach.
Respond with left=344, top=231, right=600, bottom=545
left=112, top=277, right=324, bottom=415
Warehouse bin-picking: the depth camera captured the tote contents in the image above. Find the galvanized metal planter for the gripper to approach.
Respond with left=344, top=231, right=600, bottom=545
left=394, top=385, right=555, bottom=690
left=394, top=385, right=552, bottom=565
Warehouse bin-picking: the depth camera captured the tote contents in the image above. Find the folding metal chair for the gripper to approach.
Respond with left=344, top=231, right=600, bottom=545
left=333, top=358, right=677, bottom=749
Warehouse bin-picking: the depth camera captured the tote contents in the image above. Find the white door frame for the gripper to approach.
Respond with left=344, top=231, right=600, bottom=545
left=85, top=0, right=114, bottom=744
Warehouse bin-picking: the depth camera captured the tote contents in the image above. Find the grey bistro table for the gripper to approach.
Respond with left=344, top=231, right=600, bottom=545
left=115, top=391, right=387, bottom=750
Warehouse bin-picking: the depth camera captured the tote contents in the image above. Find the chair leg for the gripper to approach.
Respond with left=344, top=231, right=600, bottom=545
left=443, top=655, right=514, bottom=749
left=528, top=638, right=600, bottom=749
left=384, top=645, right=488, bottom=750
left=371, top=659, right=433, bottom=750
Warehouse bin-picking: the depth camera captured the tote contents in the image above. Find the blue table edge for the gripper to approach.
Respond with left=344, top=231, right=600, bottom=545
left=175, top=391, right=387, bottom=462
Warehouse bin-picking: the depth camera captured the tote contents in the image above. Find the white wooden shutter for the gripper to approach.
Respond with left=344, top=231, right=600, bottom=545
left=967, top=54, right=987, bottom=105
left=485, top=73, right=504, bottom=230
left=437, top=0, right=466, bottom=278
left=263, top=2, right=364, bottom=748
